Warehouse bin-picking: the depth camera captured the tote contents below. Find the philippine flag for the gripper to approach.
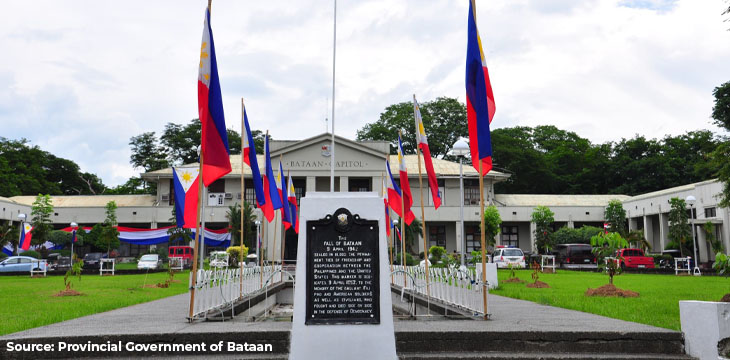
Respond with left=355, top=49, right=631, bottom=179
left=287, top=173, right=299, bottom=234
left=198, top=7, right=232, bottom=186
left=413, top=95, right=441, bottom=209
left=261, top=134, right=283, bottom=222
left=278, top=162, right=293, bottom=230
left=20, top=223, right=33, bottom=251
left=465, top=0, right=495, bottom=175
left=173, top=166, right=200, bottom=229
left=397, top=134, right=415, bottom=224
left=386, top=159, right=415, bottom=225
left=242, top=105, right=266, bottom=210
left=382, top=177, right=392, bottom=238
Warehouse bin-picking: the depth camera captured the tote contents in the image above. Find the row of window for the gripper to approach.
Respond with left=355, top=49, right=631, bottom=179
left=169, top=178, right=486, bottom=207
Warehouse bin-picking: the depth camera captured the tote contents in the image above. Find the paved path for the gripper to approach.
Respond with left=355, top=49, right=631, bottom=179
left=1, top=291, right=674, bottom=340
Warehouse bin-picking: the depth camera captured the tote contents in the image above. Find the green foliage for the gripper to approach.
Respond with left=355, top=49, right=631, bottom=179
left=712, top=142, right=730, bottom=209
left=105, top=177, right=151, bottom=195
left=604, top=199, right=627, bottom=237
left=356, top=97, right=467, bottom=159
left=0, top=221, right=19, bottom=255
left=552, top=225, right=605, bottom=245
left=226, top=245, right=249, bottom=265
left=667, top=197, right=691, bottom=257
left=129, top=132, right=169, bottom=172
left=167, top=206, right=193, bottom=246
left=483, top=205, right=502, bottom=250
left=48, top=230, right=72, bottom=247
left=714, top=252, right=729, bottom=277
left=63, top=255, right=83, bottom=291
left=20, top=250, right=41, bottom=259
left=627, top=230, right=651, bottom=252
left=591, top=232, right=629, bottom=285
left=30, top=194, right=53, bottom=246
left=712, top=81, right=730, bottom=131
left=704, top=221, right=724, bottom=254
left=470, top=250, right=485, bottom=265
left=226, top=202, right=256, bottom=248
left=404, top=218, right=422, bottom=254
left=532, top=206, right=555, bottom=254
left=99, top=201, right=120, bottom=256
left=428, top=246, right=446, bottom=264
left=0, top=253, right=6, bottom=260
left=0, top=138, right=107, bottom=197
left=394, top=252, right=418, bottom=266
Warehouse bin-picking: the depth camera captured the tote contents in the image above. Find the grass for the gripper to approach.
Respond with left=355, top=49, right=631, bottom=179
left=0, top=270, right=190, bottom=336
left=491, top=269, right=730, bottom=330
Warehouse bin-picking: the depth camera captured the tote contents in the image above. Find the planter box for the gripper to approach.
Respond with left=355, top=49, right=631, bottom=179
left=679, top=300, right=730, bottom=360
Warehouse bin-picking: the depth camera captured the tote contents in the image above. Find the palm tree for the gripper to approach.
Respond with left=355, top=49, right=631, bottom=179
left=404, top=218, right=422, bottom=255
left=167, top=207, right=192, bottom=246
left=226, top=202, right=256, bottom=248
left=0, top=221, right=19, bottom=255
left=626, top=230, right=651, bottom=252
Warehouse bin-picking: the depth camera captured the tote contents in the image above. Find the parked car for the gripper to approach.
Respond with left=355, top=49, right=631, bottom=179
left=616, top=248, right=655, bottom=269
left=0, top=256, right=48, bottom=272
left=137, top=254, right=162, bottom=270
left=47, top=253, right=71, bottom=271
left=657, top=249, right=694, bottom=269
left=491, top=247, right=526, bottom=268
left=168, top=246, right=194, bottom=268
left=82, top=252, right=105, bottom=269
left=553, top=244, right=596, bottom=268
left=209, top=251, right=229, bottom=268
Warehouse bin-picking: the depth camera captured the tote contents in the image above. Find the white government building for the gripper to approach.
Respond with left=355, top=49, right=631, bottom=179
left=1, top=133, right=728, bottom=263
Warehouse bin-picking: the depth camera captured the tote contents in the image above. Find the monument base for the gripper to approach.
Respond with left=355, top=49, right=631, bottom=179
left=289, top=192, right=397, bottom=360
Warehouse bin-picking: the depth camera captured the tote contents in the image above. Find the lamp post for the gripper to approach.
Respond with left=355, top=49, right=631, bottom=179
left=17, top=213, right=26, bottom=256
left=393, top=219, right=399, bottom=260
left=450, top=138, right=470, bottom=267
left=255, top=220, right=261, bottom=260
left=685, top=195, right=701, bottom=276
left=70, top=222, right=77, bottom=260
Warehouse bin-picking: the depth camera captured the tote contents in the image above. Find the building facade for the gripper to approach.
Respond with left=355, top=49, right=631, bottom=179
left=1, top=133, right=727, bottom=263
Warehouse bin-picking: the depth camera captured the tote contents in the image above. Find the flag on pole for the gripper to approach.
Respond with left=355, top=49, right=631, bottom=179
left=397, top=134, right=415, bottom=224
left=261, top=134, right=283, bottom=222
left=71, top=228, right=77, bottom=243
left=172, top=167, right=200, bottom=229
left=20, top=224, right=33, bottom=251
left=382, top=178, right=393, bottom=237
left=465, top=0, right=495, bottom=175
left=413, top=95, right=442, bottom=209
left=287, top=173, right=299, bottom=234
left=198, top=8, right=232, bottom=186
left=242, top=106, right=266, bottom=210
left=385, top=159, right=415, bottom=225
left=279, top=162, right=293, bottom=230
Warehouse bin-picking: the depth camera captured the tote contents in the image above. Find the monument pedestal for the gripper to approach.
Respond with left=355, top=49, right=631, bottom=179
left=289, top=192, right=397, bottom=360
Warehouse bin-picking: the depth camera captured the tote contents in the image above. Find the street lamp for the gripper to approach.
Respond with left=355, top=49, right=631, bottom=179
left=255, top=220, right=262, bottom=260
left=450, top=138, right=470, bottom=267
left=685, top=195, right=701, bottom=276
left=17, top=213, right=26, bottom=256
left=70, top=222, right=78, bottom=261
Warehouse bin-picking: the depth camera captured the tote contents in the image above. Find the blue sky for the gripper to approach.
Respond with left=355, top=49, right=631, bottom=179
left=1, top=0, right=728, bottom=186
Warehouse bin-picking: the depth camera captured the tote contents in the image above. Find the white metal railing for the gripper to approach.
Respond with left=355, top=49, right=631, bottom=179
left=99, top=259, right=115, bottom=276
left=30, top=259, right=47, bottom=277
left=189, top=265, right=284, bottom=319
left=675, top=257, right=691, bottom=275
left=169, top=257, right=184, bottom=271
left=391, top=265, right=486, bottom=316
left=541, top=255, right=556, bottom=272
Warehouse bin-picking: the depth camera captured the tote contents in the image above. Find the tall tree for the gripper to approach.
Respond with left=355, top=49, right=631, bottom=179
left=129, top=132, right=169, bottom=172
left=604, top=199, right=627, bottom=237
left=531, top=206, right=555, bottom=254
left=667, top=197, right=691, bottom=257
left=30, top=194, right=53, bottom=247
left=0, top=221, right=19, bottom=256
left=226, top=202, right=256, bottom=248
left=711, top=81, right=730, bottom=208
left=483, top=205, right=502, bottom=250
left=356, top=97, right=468, bottom=158
left=99, top=201, right=120, bottom=257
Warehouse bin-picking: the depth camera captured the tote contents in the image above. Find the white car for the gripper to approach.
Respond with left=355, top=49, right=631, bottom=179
left=209, top=251, right=229, bottom=268
left=137, top=254, right=162, bottom=270
left=492, top=247, right=526, bottom=269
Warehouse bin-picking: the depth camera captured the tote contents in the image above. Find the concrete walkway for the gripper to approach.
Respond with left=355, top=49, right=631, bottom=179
left=1, top=291, right=674, bottom=340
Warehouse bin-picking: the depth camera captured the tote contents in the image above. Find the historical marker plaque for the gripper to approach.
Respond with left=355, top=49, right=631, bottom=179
left=306, top=208, right=380, bottom=325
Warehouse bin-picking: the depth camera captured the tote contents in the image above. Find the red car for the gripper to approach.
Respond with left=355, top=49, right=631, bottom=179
left=616, top=248, right=655, bottom=269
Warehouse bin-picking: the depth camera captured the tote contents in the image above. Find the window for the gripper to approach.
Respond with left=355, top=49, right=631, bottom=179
left=705, top=207, right=717, bottom=218
left=501, top=225, right=518, bottom=247
left=168, top=179, right=175, bottom=205
left=208, top=179, right=225, bottom=193
left=429, top=179, right=445, bottom=206
left=429, top=225, right=446, bottom=248
left=348, top=178, right=371, bottom=192
left=293, top=178, right=306, bottom=206
left=464, top=179, right=480, bottom=205
left=466, top=225, right=480, bottom=252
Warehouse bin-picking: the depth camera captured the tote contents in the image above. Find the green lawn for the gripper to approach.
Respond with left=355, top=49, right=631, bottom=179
left=491, top=269, right=730, bottom=330
left=0, top=271, right=189, bottom=336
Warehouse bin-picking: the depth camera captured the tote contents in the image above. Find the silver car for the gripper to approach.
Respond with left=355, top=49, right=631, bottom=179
left=137, top=254, right=162, bottom=270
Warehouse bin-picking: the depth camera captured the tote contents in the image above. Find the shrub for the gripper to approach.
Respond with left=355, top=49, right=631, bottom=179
left=714, top=252, right=729, bottom=277
left=553, top=227, right=583, bottom=244
left=50, top=250, right=71, bottom=257
left=21, top=250, right=41, bottom=259
left=429, top=246, right=446, bottom=264
left=0, top=253, right=7, bottom=260
left=394, top=252, right=418, bottom=266
left=226, top=245, right=249, bottom=265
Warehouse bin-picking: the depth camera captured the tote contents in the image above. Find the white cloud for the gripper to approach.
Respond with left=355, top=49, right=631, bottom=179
left=0, top=0, right=728, bottom=186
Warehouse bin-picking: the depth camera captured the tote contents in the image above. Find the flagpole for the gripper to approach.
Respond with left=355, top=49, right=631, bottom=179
left=188, top=155, right=204, bottom=321
left=414, top=95, right=431, bottom=311
left=260, top=217, right=265, bottom=286
left=479, top=160, right=488, bottom=319
left=330, top=0, right=337, bottom=193
left=280, top=156, right=286, bottom=273
left=240, top=98, right=246, bottom=300
left=398, top=131, right=407, bottom=287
